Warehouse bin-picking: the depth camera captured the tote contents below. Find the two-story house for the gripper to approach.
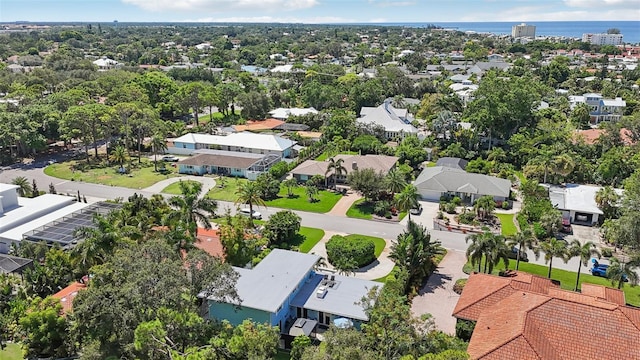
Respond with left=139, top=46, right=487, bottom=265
left=168, top=132, right=297, bottom=159
left=357, top=99, right=418, bottom=140
left=200, top=249, right=380, bottom=339
left=569, top=93, right=626, bottom=124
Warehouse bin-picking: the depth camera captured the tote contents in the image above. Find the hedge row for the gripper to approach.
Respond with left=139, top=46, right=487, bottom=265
left=326, top=235, right=375, bottom=268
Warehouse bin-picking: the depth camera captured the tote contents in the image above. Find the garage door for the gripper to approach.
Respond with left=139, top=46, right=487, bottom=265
left=420, top=190, right=442, bottom=202
left=0, top=242, right=8, bottom=254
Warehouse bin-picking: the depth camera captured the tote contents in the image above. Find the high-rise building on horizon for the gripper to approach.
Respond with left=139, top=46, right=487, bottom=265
left=582, top=33, right=623, bottom=45
left=511, top=23, right=536, bottom=38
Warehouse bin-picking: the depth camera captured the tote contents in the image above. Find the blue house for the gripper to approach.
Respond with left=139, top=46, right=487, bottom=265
left=201, top=249, right=380, bottom=337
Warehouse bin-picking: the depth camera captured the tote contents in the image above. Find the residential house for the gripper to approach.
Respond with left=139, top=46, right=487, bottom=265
left=168, top=132, right=297, bottom=159
left=290, top=154, right=399, bottom=183
left=453, top=272, right=640, bottom=360
left=357, top=99, right=418, bottom=140
left=573, top=128, right=635, bottom=145
left=546, top=184, right=623, bottom=226
left=92, top=57, right=121, bottom=70
left=269, top=107, right=318, bottom=120
left=467, top=61, right=511, bottom=76
left=233, top=118, right=285, bottom=132
left=52, top=277, right=89, bottom=314
left=177, top=149, right=280, bottom=180
left=568, top=93, right=626, bottom=124
left=0, top=254, right=33, bottom=275
left=414, top=166, right=511, bottom=202
left=435, top=157, right=468, bottom=170
left=201, top=249, right=380, bottom=338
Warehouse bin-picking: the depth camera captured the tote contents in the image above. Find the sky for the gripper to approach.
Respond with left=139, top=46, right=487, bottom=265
left=1, top=0, right=639, bottom=23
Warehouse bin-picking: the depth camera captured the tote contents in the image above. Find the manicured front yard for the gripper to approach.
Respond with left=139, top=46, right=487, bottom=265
left=496, top=213, right=517, bottom=236
left=315, top=150, right=358, bottom=161
left=162, top=180, right=200, bottom=194
left=44, top=159, right=178, bottom=189
left=206, top=177, right=249, bottom=202
left=346, top=198, right=406, bottom=221
left=0, top=343, right=23, bottom=360
left=264, top=186, right=342, bottom=213
left=463, top=258, right=640, bottom=307
left=295, top=227, right=326, bottom=253
left=344, top=234, right=386, bottom=258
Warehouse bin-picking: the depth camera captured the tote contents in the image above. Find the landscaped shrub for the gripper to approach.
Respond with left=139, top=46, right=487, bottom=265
left=457, top=211, right=476, bottom=225
left=601, top=248, right=613, bottom=258
left=455, top=319, right=476, bottom=341
left=326, top=235, right=375, bottom=268
left=453, top=278, right=467, bottom=295
left=451, top=196, right=462, bottom=206
left=436, top=211, right=444, bottom=220
left=532, top=222, right=547, bottom=239
left=445, top=202, right=457, bottom=214
left=501, top=201, right=510, bottom=210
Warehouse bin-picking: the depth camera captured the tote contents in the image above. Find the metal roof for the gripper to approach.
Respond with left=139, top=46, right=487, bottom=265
left=0, top=254, right=33, bottom=274
left=22, top=202, right=122, bottom=247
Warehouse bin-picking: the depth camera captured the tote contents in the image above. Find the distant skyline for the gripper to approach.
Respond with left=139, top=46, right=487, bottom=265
left=1, top=0, right=639, bottom=23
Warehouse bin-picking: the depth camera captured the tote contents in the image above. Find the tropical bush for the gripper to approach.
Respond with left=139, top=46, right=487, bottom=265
left=326, top=235, right=376, bottom=268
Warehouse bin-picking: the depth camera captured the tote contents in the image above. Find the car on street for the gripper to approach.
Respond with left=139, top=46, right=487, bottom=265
left=507, top=246, right=528, bottom=262
left=162, top=155, right=179, bottom=162
left=239, top=208, right=262, bottom=219
left=590, top=259, right=627, bottom=281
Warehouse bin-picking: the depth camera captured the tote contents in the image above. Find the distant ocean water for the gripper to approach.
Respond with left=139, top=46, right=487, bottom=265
left=373, top=21, right=640, bottom=44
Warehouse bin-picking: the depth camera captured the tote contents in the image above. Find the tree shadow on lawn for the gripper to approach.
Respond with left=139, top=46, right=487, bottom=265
left=354, top=201, right=375, bottom=215
left=416, top=272, right=453, bottom=295
left=353, top=259, right=381, bottom=273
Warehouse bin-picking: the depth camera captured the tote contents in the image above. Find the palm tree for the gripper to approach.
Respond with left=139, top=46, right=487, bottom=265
left=11, top=176, right=32, bottom=197
left=389, top=220, right=443, bottom=288
left=151, top=134, right=168, bottom=172
left=283, top=178, right=298, bottom=198
left=73, top=213, right=122, bottom=273
left=325, top=157, right=347, bottom=189
left=235, top=181, right=266, bottom=228
left=539, top=210, right=562, bottom=238
left=474, top=195, right=496, bottom=221
left=507, top=228, right=539, bottom=271
left=607, top=256, right=640, bottom=289
left=395, top=184, right=419, bottom=220
left=384, top=168, right=407, bottom=195
left=465, top=230, right=507, bottom=273
left=567, top=240, right=601, bottom=291
left=110, top=145, right=128, bottom=169
left=540, top=238, right=569, bottom=278
left=305, top=184, right=318, bottom=203
left=595, top=186, right=619, bottom=220
left=165, top=181, right=218, bottom=250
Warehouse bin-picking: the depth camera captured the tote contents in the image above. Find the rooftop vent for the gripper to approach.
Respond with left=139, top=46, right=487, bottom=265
left=316, top=286, right=327, bottom=299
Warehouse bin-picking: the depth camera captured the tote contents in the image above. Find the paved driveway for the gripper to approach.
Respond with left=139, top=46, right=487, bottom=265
left=411, top=249, right=468, bottom=335
left=400, top=200, right=440, bottom=229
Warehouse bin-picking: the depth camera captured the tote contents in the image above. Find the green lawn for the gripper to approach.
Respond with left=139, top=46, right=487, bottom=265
left=162, top=180, right=200, bottom=194
left=0, top=343, right=23, bottom=360
left=44, top=159, right=178, bottom=189
left=496, top=213, right=517, bottom=236
left=344, top=234, right=386, bottom=258
left=346, top=199, right=373, bottom=219
left=206, top=177, right=249, bottom=202
left=374, top=265, right=399, bottom=283
left=315, top=151, right=358, bottom=161
left=275, top=350, right=291, bottom=360
left=514, top=170, right=526, bottom=184
left=296, top=227, right=326, bottom=253
left=463, top=258, right=640, bottom=307
left=346, top=198, right=406, bottom=221
left=264, top=186, right=342, bottom=213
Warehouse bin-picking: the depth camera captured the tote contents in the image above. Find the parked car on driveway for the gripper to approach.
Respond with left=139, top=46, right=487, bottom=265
left=162, top=155, right=179, bottom=162
left=409, top=204, right=423, bottom=215
left=239, top=208, right=262, bottom=219
left=507, top=246, right=528, bottom=262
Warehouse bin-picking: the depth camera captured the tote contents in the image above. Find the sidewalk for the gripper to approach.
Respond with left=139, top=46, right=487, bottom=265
left=326, top=192, right=362, bottom=216
left=411, top=250, right=468, bottom=335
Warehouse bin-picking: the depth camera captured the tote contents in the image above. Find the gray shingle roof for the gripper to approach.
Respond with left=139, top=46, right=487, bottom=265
left=357, top=102, right=418, bottom=134
left=414, top=166, right=511, bottom=198
left=211, top=249, right=320, bottom=313
left=290, top=155, right=399, bottom=177
left=436, top=157, right=468, bottom=170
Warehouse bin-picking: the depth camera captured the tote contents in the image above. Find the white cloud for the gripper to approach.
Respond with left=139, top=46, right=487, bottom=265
left=177, top=15, right=354, bottom=23
left=122, top=0, right=318, bottom=12
left=564, top=0, right=639, bottom=8
left=461, top=5, right=640, bottom=21
left=368, top=0, right=416, bottom=7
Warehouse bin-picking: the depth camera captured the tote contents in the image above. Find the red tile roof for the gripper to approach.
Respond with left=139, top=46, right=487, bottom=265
left=52, top=282, right=86, bottom=314
left=195, top=228, right=224, bottom=258
left=234, top=118, right=285, bottom=132
left=574, top=128, right=635, bottom=145
left=456, top=273, right=640, bottom=360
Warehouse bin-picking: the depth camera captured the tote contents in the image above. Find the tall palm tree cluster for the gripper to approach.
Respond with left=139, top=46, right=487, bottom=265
left=389, top=220, right=444, bottom=290
left=465, top=225, right=638, bottom=292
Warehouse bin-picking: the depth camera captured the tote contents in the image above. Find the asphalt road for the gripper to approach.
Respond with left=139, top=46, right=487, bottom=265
left=0, top=158, right=597, bottom=274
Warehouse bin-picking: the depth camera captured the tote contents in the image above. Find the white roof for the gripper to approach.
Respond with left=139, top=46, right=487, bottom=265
left=602, top=98, right=626, bottom=107
left=358, top=101, right=417, bottom=134
left=92, top=58, right=119, bottom=67
left=269, top=107, right=318, bottom=119
left=271, top=64, right=293, bottom=73
left=0, top=201, right=89, bottom=242
left=0, top=194, right=76, bottom=233
left=548, top=184, right=623, bottom=215
left=173, top=132, right=296, bottom=152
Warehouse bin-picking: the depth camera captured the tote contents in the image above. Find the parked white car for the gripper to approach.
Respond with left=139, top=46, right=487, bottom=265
left=239, top=208, right=262, bottom=219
